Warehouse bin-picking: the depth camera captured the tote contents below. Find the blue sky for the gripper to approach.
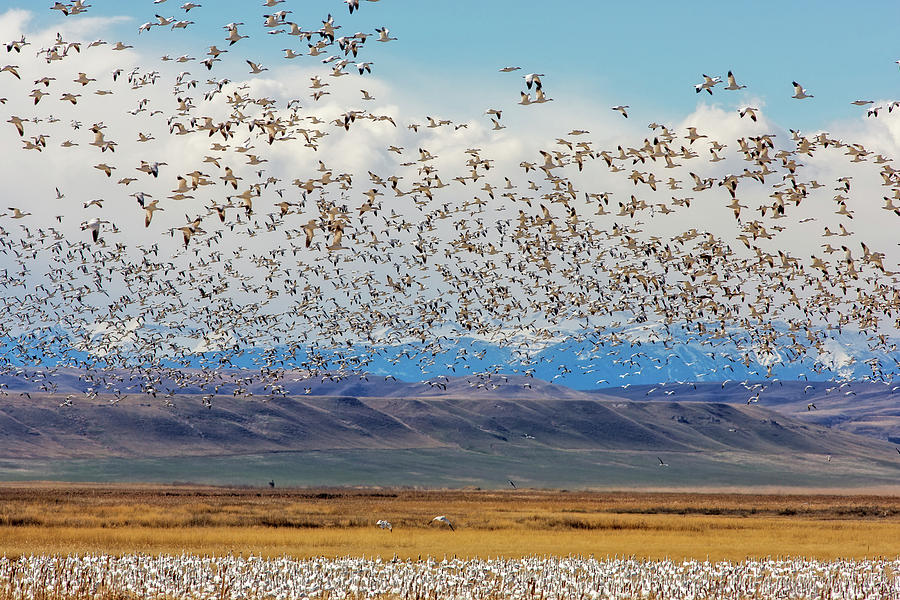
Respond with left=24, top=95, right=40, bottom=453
left=6, top=0, right=899, bottom=130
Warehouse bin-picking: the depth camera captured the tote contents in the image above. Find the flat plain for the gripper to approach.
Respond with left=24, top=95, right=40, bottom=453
left=1, top=484, right=898, bottom=561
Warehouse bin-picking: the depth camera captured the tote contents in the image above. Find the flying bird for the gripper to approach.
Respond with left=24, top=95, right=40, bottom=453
left=432, top=515, right=455, bottom=531
left=694, top=74, right=721, bottom=94
left=792, top=81, right=813, bottom=99
left=723, top=70, right=746, bottom=90
left=524, top=73, right=544, bottom=90
left=376, top=519, right=392, bottom=531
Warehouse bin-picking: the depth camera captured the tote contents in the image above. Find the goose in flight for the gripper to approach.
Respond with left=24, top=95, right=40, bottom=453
left=302, top=219, right=318, bottom=248
left=1, top=65, right=21, bottom=79
left=226, top=27, right=249, bottom=45
left=524, top=73, right=544, bottom=90
left=81, top=217, right=107, bottom=242
left=432, top=515, right=455, bottom=531
left=723, top=70, right=746, bottom=90
left=6, top=208, right=30, bottom=219
left=94, top=163, right=115, bottom=177
left=375, top=27, right=396, bottom=42
left=6, top=35, right=27, bottom=53
left=694, top=74, right=721, bottom=94
left=247, top=60, right=267, bottom=74
left=172, top=216, right=202, bottom=247
left=143, top=199, right=163, bottom=227
left=29, top=88, right=47, bottom=105
left=376, top=519, right=392, bottom=531
left=611, top=105, right=629, bottom=118
left=657, top=456, right=669, bottom=467
left=739, top=106, right=758, bottom=121
left=792, top=81, right=813, bottom=99
left=74, top=72, right=96, bottom=86
left=534, top=88, right=552, bottom=103
left=7, top=116, right=25, bottom=136
left=137, top=161, right=167, bottom=177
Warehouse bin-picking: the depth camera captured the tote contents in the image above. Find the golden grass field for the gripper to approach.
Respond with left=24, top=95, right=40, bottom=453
left=0, top=484, right=898, bottom=561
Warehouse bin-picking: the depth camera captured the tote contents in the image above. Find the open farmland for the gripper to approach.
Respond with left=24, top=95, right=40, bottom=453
left=0, top=485, right=898, bottom=561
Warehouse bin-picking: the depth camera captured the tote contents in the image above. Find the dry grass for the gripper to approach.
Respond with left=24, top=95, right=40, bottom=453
left=0, top=484, right=898, bottom=560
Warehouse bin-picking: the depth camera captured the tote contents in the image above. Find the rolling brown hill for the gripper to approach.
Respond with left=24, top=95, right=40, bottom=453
left=0, top=390, right=891, bottom=460
left=0, top=372, right=898, bottom=488
left=592, top=381, right=900, bottom=444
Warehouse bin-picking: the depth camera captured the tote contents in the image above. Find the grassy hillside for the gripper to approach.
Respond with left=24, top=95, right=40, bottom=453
left=0, top=377, right=898, bottom=488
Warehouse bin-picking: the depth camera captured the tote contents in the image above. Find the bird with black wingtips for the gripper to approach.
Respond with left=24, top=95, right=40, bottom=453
left=792, top=81, right=813, bottom=99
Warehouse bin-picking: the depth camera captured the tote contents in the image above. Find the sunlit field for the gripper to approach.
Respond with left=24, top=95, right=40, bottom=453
left=0, top=485, right=898, bottom=561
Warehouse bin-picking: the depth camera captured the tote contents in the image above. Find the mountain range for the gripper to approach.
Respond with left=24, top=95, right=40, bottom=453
left=0, top=370, right=897, bottom=490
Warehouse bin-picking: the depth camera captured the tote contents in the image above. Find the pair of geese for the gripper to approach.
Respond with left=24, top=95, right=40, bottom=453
left=376, top=515, right=454, bottom=532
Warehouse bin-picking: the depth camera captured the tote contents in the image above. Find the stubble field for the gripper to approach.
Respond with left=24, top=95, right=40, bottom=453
left=0, top=484, right=898, bottom=561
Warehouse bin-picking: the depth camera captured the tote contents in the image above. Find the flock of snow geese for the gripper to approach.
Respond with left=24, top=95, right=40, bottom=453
left=0, top=0, right=898, bottom=401
left=1, top=554, right=899, bottom=600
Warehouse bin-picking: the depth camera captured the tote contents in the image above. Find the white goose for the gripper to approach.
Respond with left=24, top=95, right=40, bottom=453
left=791, top=81, right=813, bottom=99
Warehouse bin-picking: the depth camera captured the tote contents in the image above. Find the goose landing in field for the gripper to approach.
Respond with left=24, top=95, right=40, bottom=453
left=376, top=519, right=392, bottom=531
left=432, top=515, right=454, bottom=531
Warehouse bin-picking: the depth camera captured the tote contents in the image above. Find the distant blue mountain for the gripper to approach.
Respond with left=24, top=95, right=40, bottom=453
left=0, top=321, right=896, bottom=390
